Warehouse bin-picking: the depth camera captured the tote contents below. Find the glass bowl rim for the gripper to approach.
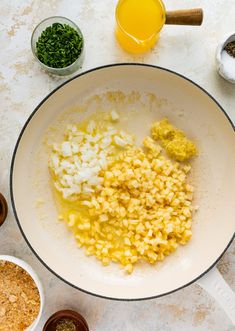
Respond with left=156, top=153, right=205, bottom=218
left=31, top=16, right=84, bottom=72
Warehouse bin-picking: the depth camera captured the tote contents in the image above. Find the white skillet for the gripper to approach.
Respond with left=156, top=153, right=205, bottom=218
left=10, top=64, right=235, bottom=323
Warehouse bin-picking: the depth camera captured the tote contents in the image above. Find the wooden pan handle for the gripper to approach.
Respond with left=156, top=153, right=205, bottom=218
left=165, top=8, right=203, bottom=26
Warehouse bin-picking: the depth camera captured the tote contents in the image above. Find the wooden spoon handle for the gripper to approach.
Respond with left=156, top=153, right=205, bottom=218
left=165, top=8, right=203, bottom=26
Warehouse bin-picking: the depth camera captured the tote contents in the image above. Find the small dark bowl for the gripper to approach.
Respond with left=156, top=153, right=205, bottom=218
left=0, top=193, right=8, bottom=227
left=43, top=310, right=89, bottom=331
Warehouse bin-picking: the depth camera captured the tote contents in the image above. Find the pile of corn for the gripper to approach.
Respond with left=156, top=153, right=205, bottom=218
left=74, top=145, right=193, bottom=273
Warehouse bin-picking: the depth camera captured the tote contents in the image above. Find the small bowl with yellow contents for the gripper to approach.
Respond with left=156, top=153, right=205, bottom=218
left=31, top=16, right=84, bottom=76
left=0, top=255, right=44, bottom=331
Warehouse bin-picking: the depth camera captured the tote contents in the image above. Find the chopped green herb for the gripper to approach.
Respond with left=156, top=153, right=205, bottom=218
left=36, top=22, right=83, bottom=68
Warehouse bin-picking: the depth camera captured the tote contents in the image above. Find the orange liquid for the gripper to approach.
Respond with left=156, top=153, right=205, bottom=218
left=115, top=0, right=165, bottom=54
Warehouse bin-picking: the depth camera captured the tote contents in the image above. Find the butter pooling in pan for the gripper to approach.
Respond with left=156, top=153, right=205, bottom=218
left=49, top=112, right=198, bottom=273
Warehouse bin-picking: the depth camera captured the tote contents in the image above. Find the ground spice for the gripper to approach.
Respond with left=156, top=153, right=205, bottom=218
left=224, top=41, right=235, bottom=58
left=56, top=318, right=76, bottom=331
left=0, top=260, right=40, bottom=331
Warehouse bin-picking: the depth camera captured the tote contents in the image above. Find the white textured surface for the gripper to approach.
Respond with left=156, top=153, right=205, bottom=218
left=0, top=0, right=234, bottom=330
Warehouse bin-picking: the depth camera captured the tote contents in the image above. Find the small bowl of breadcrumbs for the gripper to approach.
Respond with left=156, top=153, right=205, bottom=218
left=0, top=255, right=44, bottom=331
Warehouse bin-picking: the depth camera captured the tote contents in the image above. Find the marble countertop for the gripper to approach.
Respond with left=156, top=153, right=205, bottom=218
left=0, top=0, right=234, bottom=330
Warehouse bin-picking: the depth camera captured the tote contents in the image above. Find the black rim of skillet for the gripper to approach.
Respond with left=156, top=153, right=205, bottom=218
left=10, top=63, right=235, bottom=301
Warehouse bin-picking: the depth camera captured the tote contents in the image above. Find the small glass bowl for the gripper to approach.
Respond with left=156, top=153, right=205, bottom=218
left=31, top=16, right=84, bottom=76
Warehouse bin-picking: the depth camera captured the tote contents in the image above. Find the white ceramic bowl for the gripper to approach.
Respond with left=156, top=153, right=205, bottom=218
left=216, top=31, right=235, bottom=83
left=0, top=255, right=44, bottom=331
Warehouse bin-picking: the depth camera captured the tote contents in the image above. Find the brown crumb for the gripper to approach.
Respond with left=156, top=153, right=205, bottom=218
left=0, top=260, right=40, bottom=331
